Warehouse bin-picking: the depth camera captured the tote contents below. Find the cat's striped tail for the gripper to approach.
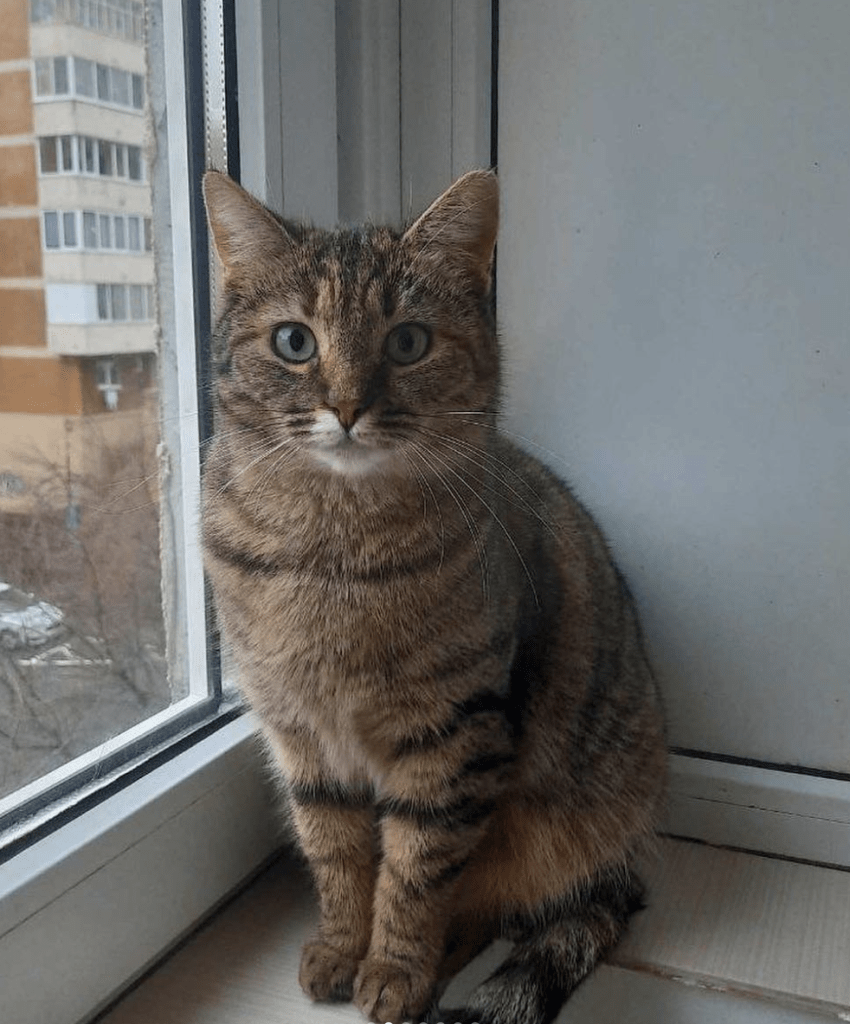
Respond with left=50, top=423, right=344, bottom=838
left=427, top=868, right=645, bottom=1024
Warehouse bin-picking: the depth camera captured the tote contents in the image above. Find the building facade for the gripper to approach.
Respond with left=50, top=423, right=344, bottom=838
left=0, top=0, right=157, bottom=513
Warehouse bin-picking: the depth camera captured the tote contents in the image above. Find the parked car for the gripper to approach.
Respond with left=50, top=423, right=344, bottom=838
left=0, top=581, right=65, bottom=650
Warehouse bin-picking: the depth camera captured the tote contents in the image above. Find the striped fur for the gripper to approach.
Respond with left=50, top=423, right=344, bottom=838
left=201, top=170, right=667, bottom=1024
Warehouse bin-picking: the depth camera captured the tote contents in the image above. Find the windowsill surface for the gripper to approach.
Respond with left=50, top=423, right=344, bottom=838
left=97, top=838, right=849, bottom=1024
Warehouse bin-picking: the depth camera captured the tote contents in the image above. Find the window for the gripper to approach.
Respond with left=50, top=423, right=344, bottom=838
left=95, top=282, right=152, bottom=322
left=37, top=134, right=145, bottom=181
left=74, top=56, right=95, bottom=96
left=31, top=0, right=146, bottom=44
left=62, top=211, right=77, bottom=247
left=43, top=210, right=60, bottom=248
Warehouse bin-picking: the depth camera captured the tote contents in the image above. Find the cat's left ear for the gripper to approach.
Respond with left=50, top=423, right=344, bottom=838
left=402, top=170, right=498, bottom=291
left=203, top=170, right=294, bottom=279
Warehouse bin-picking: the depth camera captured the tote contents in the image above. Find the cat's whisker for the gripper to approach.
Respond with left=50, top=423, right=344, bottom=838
left=425, top=445, right=541, bottom=610
left=428, top=412, right=572, bottom=471
left=401, top=443, right=447, bottom=575
left=215, top=438, right=294, bottom=497
left=411, top=424, right=565, bottom=548
left=411, top=445, right=489, bottom=601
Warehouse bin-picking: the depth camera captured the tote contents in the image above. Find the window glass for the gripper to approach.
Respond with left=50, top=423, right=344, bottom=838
left=83, top=211, right=98, bottom=248
left=111, top=67, right=130, bottom=106
left=63, top=212, right=77, bottom=247
left=127, top=216, right=141, bottom=251
left=127, top=144, right=141, bottom=181
left=96, top=62, right=110, bottom=101
left=99, top=213, right=112, bottom=248
left=110, top=283, right=127, bottom=320
left=115, top=143, right=128, bottom=178
left=60, top=134, right=74, bottom=171
left=98, top=139, right=113, bottom=175
left=74, top=57, right=95, bottom=98
left=53, top=56, right=69, bottom=94
left=131, top=73, right=144, bottom=109
left=43, top=211, right=60, bottom=248
left=82, top=135, right=97, bottom=173
left=113, top=215, right=125, bottom=249
left=129, top=284, right=145, bottom=320
left=96, top=281, right=110, bottom=319
left=34, top=57, right=52, bottom=96
left=39, top=136, right=58, bottom=173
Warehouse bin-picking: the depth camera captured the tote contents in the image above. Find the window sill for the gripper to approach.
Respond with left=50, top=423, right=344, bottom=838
left=0, top=714, right=281, bottom=1024
left=95, top=837, right=848, bottom=1024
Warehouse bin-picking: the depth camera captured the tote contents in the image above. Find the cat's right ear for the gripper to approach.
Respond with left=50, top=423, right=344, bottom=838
left=203, top=171, right=294, bottom=278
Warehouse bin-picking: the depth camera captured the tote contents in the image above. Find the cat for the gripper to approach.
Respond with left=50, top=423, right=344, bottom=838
left=201, top=168, right=667, bottom=1024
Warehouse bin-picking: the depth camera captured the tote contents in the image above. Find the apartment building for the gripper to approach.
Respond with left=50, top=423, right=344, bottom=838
left=0, top=0, right=157, bottom=514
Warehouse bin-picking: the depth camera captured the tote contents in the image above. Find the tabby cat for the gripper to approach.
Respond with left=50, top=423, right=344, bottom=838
left=201, top=169, right=667, bottom=1024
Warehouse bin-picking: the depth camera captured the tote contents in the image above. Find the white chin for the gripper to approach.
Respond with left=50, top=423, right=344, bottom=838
left=311, top=443, right=394, bottom=477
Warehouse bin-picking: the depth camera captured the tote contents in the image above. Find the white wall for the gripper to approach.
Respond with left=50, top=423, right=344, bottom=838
left=498, top=0, right=850, bottom=771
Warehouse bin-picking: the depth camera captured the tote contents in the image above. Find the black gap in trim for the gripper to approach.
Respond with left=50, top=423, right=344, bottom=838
left=671, top=747, right=850, bottom=785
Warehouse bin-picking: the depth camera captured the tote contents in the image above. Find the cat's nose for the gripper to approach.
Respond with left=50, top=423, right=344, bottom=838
left=327, top=398, right=366, bottom=431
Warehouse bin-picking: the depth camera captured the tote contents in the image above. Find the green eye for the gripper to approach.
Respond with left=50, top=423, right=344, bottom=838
left=272, top=323, right=317, bottom=363
left=386, top=323, right=430, bottom=365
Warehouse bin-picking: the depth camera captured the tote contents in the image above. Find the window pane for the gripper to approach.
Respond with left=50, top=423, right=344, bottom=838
left=53, top=56, right=69, bottom=94
left=96, top=281, right=110, bottom=319
left=115, top=144, right=127, bottom=178
left=111, top=67, right=130, bottom=106
left=127, top=216, right=140, bottom=251
left=43, top=211, right=60, bottom=248
left=34, top=58, right=52, bottom=96
left=3, top=0, right=200, bottom=823
left=131, top=73, right=144, bottom=109
left=129, top=284, right=144, bottom=320
left=127, top=145, right=141, bottom=181
left=83, top=211, right=98, bottom=248
left=62, top=212, right=77, bottom=247
left=98, top=139, right=113, bottom=175
left=39, top=136, right=58, bottom=173
left=60, top=135, right=74, bottom=171
left=74, top=57, right=95, bottom=98
left=110, top=283, right=126, bottom=320
left=82, top=136, right=96, bottom=173
left=96, top=62, right=110, bottom=101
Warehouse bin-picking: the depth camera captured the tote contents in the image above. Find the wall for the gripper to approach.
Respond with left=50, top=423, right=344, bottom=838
left=498, top=0, right=850, bottom=772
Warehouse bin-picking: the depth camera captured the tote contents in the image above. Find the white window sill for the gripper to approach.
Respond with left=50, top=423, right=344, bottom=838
left=0, top=714, right=281, bottom=1024
left=94, top=837, right=849, bottom=1024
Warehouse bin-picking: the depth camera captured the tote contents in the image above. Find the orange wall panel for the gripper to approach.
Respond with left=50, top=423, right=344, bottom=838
left=0, top=288, right=46, bottom=347
left=0, top=356, right=84, bottom=415
left=0, top=71, right=33, bottom=135
left=0, top=0, right=29, bottom=61
left=0, top=218, right=42, bottom=277
left=0, top=145, right=38, bottom=206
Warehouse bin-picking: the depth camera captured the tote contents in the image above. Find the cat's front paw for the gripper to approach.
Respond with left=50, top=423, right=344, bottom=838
left=299, top=938, right=360, bottom=1002
left=353, top=956, right=434, bottom=1023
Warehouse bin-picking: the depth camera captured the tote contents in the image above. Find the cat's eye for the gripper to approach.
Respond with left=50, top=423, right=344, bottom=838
left=271, top=322, right=317, bottom=363
left=385, top=323, right=430, bottom=365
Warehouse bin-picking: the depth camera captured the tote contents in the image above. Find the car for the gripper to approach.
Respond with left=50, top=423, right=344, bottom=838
left=0, top=581, right=65, bottom=650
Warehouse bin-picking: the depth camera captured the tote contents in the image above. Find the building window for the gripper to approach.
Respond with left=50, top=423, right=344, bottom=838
left=34, top=54, right=143, bottom=111
left=30, top=0, right=145, bottom=44
left=96, top=282, right=153, bottom=322
left=95, top=357, right=121, bottom=410
left=37, top=135, right=146, bottom=182
left=42, top=210, right=153, bottom=253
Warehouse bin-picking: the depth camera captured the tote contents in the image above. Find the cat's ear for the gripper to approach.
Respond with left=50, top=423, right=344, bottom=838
left=402, top=170, right=498, bottom=290
left=203, top=171, right=294, bottom=277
